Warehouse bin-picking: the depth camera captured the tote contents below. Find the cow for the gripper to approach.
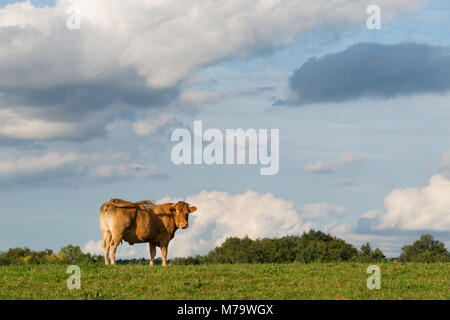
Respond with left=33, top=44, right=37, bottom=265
left=99, top=198, right=197, bottom=266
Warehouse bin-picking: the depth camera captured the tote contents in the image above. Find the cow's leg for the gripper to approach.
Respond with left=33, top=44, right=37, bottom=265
left=110, top=233, right=123, bottom=265
left=149, top=243, right=156, bottom=266
left=101, top=232, right=112, bottom=265
left=161, top=244, right=169, bottom=266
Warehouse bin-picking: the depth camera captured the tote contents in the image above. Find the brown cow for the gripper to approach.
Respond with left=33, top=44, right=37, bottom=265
left=99, top=198, right=197, bottom=266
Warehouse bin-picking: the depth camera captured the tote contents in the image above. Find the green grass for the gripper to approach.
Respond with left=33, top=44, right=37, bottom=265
left=0, top=263, right=448, bottom=300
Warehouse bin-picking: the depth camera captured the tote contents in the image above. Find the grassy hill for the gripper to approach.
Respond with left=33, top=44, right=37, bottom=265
left=0, top=263, right=448, bottom=300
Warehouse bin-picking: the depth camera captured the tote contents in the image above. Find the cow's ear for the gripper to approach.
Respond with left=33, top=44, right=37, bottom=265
left=189, top=206, right=197, bottom=213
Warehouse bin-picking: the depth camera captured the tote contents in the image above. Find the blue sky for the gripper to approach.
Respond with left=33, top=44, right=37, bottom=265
left=0, top=0, right=449, bottom=258
left=0, top=0, right=54, bottom=7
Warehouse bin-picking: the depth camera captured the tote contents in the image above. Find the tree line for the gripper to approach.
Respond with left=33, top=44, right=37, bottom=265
left=0, top=231, right=448, bottom=265
left=171, top=231, right=449, bottom=265
left=0, top=245, right=102, bottom=265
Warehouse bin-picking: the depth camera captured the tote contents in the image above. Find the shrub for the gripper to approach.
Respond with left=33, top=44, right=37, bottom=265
left=0, top=245, right=102, bottom=265
left=399, top=234, right=449, bottom=263
left=203, top=230, right=358, bottom=264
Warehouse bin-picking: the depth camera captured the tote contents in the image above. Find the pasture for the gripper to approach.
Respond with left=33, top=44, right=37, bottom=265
left=0, top=263, right=448, bottom=300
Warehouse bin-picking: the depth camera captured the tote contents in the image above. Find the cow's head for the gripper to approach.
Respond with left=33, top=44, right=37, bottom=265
left=170, top=201, right=197, bottom=229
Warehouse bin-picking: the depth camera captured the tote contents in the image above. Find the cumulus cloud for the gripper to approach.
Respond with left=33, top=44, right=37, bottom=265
left=353, top=175, right=450, bottom=233
left=300, top=202, right=347, bottom=219
left=373, top=175, right=450, bottom=231
left=304, top=161, right=333, bottom=174
left=0, top=0, right=409, bottom=88
left=165, top=190, right=314, bottom=258
left=84, top=240, right=146, bottom=259
left=326, top=175, right=450, bottom=255
left=83, top=240, right=104, bottom=256
left=281, top=42, right=450, bottom=106
left=0, top=0, right=418, bottom=140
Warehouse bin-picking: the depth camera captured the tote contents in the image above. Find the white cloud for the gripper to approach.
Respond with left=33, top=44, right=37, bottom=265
left=83, top=240, right=146, bottom=259
left=0, top=109, right=83, bottom=140
left=323, top=174, right=450, bottom=256
left=300, top=202, right=347, bottom=219
left=0, top=151, right=82, bottom=176
left=83, top=240, right=103, bottom=256
left=0, top=0, right=418, bottom=141
left=373, top=174, right=450, bottom=231
left=165, top=190, right=314, bottom=258
left=305, top=161, right=333, bottom=174
left=0, top=0, right=418, bottom=89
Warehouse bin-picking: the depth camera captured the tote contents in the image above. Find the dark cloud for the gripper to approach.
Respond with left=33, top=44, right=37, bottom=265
left=1, top=77, right=179, bottom=121
left=279, top=43, right=450, bottom=106
left=0, top=71, right=180, bottom=141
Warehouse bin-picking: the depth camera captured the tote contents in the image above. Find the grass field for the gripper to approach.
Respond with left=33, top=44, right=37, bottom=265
left=0, top=263, right=448, bottom=300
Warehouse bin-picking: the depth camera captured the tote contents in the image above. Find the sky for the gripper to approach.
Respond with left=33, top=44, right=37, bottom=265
left=0, top=0, right=449, bottom=259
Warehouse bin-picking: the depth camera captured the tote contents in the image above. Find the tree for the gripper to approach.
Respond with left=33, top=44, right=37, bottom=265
left=0, top=245, right=101, bottom=265
left=57, top=245, right=99, bottom=264
left=399, top=234, right=449, bottom=263
left=356, top=242, right=386, bottom=263
left=0, top=247, right=32, bottom=265
left=293, top=230, right=358, bottom=263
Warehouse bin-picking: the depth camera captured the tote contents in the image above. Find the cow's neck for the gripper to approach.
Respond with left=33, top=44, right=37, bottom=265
left=166, top=216, right=178, bottom=239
